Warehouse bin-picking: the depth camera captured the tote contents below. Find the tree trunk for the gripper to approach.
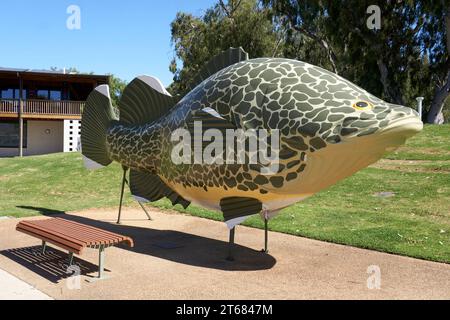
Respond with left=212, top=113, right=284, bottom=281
left=427, top=70, right=450, bottom=124
left=320, top=38, right=339, bottom=75
left=427, top=2, right=450, bottom=124
left=291, top=24, right=339, bottom=74
left=377, top=59, right=404, bottom=105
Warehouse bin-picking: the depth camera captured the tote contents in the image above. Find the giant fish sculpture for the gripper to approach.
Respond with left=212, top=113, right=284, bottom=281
left=81, top=48, right=422, bottom=260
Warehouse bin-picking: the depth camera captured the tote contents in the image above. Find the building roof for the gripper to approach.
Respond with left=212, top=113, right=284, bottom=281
left=0, top=67, right=110, bottom=82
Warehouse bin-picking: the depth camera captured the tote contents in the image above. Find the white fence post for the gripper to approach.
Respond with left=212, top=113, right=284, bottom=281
left=416, top=97, right=424, bottom=121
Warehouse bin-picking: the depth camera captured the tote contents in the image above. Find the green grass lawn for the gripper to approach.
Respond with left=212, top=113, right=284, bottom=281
left=0, top=125, right=449, bottom=263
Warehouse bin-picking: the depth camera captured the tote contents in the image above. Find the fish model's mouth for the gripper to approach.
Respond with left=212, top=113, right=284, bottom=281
left=290, top=114, right=422, bottom=195
left=378, top=115, right=423, bottom=136
left=340, top=114, right=423, bottom=149
left=374, top=115, right=423, bottom=151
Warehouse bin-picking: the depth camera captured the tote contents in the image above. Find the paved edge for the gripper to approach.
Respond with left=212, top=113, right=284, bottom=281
left=0, top=267, right=53, bottom=300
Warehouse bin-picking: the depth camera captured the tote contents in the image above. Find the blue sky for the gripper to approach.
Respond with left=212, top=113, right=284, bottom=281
left=0, top=0, right=216, bottom=86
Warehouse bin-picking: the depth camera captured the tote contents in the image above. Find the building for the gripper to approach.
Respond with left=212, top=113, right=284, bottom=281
left=0, top=68, right=109, bottom=157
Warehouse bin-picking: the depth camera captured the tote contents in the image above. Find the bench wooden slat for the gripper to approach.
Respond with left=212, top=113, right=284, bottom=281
left=46, top=219, right=125, bottom=244
left=17, top=223, right=86, bottom=249
left=16, top=226, right=84, bottom=255
left=33, top=218, right=132, bottom=246
left=54, top=218, right=131, bottom=243
left=16, top=218, right=134, bottom=249
left=18, top=220, right=89, bottom=244
left=30, top=219, right=122, bottom=242
left=30, top=220, right=116, bottom=246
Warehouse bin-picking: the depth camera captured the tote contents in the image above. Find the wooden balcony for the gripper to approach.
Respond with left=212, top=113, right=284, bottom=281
left=0, top=99, right=84, bottom=120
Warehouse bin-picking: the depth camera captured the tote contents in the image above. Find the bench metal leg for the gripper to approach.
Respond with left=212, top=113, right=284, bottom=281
left=68, top=252, right=74, bottom=266
left=41, top=240, right=46, bottom=254
left=85, top=245, right=108, bottom=282
left=226, top=227, right=235, bottom=261
left=98, top=245, right=105, bottom=279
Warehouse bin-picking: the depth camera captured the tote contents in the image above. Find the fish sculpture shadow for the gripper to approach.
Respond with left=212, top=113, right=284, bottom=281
left=80, top=47, right=422, bottom=259
left=14, top=206, right=276, bottom=271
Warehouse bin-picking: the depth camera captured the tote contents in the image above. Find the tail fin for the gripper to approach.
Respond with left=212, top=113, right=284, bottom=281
left=81, top=85, right=117, bottom=170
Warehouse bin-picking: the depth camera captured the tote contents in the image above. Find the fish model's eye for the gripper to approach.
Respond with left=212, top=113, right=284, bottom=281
left=352, top=101, right=373, bottom=111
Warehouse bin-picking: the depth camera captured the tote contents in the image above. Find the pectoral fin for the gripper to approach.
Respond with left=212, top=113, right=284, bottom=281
left=129, top=170, right=190, bottom=209
left=220, top=197, right=262, bottom=229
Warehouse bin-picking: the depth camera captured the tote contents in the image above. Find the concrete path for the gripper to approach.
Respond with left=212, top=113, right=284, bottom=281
left=0, top=268, right=52, bottom=300
left=0, top=207, right=449, bottom=300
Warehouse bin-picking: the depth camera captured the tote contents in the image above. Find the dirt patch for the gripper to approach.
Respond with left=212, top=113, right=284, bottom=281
left=394, top=146, right=450, bottom=155
left=370, top=159, right=450, bottom=173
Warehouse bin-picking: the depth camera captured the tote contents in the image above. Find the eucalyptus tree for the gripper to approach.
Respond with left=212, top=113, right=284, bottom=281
left=169, top=0, right=278, bottom=96
left=263, top=0, right=449, bottom=123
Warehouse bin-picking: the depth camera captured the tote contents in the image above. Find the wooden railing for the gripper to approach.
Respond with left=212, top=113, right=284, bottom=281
left=0, top=99, right=19, bottom=113
left=0, top=99, right=85, bottom=116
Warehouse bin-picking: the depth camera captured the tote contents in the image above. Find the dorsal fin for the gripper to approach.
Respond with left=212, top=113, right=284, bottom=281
left=189, top=47, right=249, bottom=90
left=119, top=75, right=176, bottom=125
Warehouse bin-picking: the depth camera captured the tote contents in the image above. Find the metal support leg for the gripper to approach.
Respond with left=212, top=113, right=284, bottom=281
left=68, top=252, right=74, bottom=266
left=226, top=227, right=235, bottom=261
left=137, top=201, right=153, bottom=221
left=262, top=218, right=269, bottom=254
left=41, top=240, right=46, bottom=254
left=98, top=245, right=105, bottom=279
left=116, top=167, right=128, bottom=224
left=124, top=177, right=153, bottom=221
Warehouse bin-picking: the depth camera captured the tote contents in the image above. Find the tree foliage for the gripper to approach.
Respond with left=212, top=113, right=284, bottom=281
left=169, top=0, right=278, bottom=96
left=107, top=74, right=127, bottom=110
left=169, top=0, right=449, bottom=123
left=264, top=0, right=449, bottom=123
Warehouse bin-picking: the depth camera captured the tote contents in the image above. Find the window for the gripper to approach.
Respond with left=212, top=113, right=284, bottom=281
left=1, top=89, right=26, bottom=99
left=49, top=90, right=61, bottom=101
left=37, top=90, right=49, bottom=99
left=14, top=89, right=26, bottom=99
left=36, top=89, right=62, bottom=100
left=1, top=89, right=14, bottom=99
left=0, top=120, right=27, bottom=148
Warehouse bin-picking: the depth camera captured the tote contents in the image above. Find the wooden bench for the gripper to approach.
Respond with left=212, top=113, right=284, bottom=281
left=16, top=218, right=134, bottom=279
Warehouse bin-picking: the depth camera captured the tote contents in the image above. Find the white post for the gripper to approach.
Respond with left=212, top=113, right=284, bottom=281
left=416, top=97, right=424, bottom=120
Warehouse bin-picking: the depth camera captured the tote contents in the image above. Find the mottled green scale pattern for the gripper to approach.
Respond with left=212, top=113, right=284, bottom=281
left=105, top=57, right=417, bottom=196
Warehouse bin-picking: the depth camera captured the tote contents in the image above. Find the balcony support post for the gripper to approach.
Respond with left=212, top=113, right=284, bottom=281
left=18, top=75, right=23, bottom=157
